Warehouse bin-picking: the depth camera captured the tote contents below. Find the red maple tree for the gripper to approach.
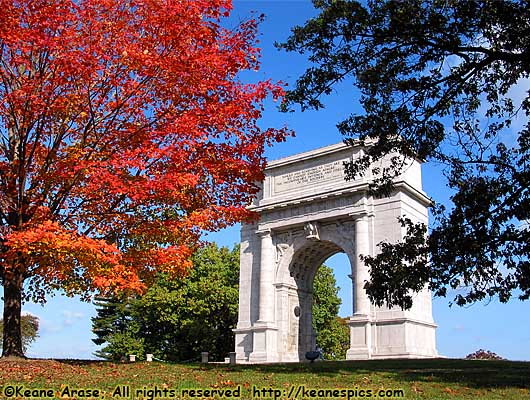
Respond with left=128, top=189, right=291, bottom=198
left=0, top=0, right=288, bottom=357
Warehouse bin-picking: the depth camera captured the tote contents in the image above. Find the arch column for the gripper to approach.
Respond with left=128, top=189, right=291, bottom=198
left=347, top=211, right=374, bottom=359
left=249, top=228, right=279, bottom=363
left=354, top=214, right=371, bottom=316
left=257, top=229, right=274, bottom=323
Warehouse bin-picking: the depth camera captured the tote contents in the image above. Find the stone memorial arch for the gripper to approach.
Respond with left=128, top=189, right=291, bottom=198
left=234, top=143, right=437, bottom=363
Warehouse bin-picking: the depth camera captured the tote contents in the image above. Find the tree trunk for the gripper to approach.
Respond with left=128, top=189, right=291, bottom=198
left=2, top=271, right=25, bottom=358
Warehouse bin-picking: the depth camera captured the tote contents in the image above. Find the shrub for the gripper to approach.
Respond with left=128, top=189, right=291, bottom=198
left=465, top=349, right=504, bottom=360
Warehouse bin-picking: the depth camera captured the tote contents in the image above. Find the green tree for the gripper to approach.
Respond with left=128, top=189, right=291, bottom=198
left=93, top=245, right=350, bottom=361
left=92, top=243, right=239, bottom=361
left=316, top=316, right=350, bottom=360
left=312, top=265, right=349, bottom=359
left=0, top=313, right=39, bottom=353
left=281, top=0, right=530, bottom=308
left=91, top=297, right=143, bottom=361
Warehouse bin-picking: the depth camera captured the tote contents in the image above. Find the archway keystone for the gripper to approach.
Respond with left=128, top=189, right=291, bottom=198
left=234, top=142, right=438, bottom=363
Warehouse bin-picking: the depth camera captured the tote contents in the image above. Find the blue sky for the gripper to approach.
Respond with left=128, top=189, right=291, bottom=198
left=13, top=0, right=530, bottom=361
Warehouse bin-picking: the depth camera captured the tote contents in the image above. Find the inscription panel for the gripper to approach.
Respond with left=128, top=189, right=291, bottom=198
left=273, top=159, right=346, bottom=194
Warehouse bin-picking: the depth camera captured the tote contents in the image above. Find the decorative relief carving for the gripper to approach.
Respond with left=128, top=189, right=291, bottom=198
left=273, top=230, right=302, bottom=270
left=275, top=243, right=290, bottom=267
left=336, top=220, right=355, bottom=235
left=274, top=231, right=290, bottom=245
left=332, top=220, right=356, bottom=249
left=304, top=221, right=320, bottom=240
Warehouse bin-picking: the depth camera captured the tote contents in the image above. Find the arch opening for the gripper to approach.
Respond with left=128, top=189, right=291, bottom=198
left=286, top=240, right=350, bottom=361
left=312, top=252, right=352, bottom=360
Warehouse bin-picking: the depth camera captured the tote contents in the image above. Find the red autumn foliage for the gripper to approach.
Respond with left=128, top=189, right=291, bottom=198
left=0, top=0, right=289, bottom=356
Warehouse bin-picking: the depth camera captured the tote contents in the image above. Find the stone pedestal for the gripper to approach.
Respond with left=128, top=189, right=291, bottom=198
left=248, top=323, right=279, bottom=363
left=346, top=314, right=373, bottom=359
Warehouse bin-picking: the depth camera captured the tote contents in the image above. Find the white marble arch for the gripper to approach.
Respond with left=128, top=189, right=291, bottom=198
left=234, top=142, right=438, bottom=363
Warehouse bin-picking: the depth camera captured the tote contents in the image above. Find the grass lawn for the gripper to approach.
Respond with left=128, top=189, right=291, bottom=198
left=1, top=357, right=529, bottom=399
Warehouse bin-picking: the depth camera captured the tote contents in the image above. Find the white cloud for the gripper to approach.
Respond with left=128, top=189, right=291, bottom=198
left=62, top=311, right=86, bottom=319
left=61, top=310, right=86, bottom=327
left=38, top=317, right=64, bottom=334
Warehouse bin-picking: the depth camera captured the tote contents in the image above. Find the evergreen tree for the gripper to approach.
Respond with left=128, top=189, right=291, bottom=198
left=91, top=297, right=143, bottom=360
left=92, top=245, right=350, bottom=361
left=91, top=243, right=239, bottom=361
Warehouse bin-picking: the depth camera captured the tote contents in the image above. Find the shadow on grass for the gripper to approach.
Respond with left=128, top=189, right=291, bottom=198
left=38, top=357, right=529, bottom=390
left=195, top=358, right=530, bottom=389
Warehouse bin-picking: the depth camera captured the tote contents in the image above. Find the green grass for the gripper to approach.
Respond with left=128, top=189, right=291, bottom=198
left=1, top=358, right=529, bottom=399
